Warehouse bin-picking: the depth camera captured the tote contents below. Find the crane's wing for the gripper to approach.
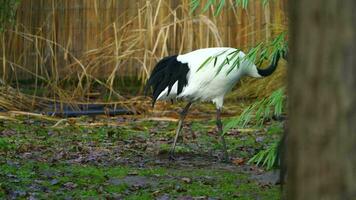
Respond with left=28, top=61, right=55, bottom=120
left=145, top=55, right=189, bottom=107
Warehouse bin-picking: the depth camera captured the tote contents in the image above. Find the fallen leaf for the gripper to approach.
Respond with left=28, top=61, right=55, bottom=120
left=232, top=157, right=245, bottom=165
left=193, top=196, right=208, bottom=200
left=128, top=171, right=139, bottom=176
left=1, top=129, right=16, bottom=136
left=63, top=182, right=77, bottom=189
left=152, top=190, right=161, bottom=197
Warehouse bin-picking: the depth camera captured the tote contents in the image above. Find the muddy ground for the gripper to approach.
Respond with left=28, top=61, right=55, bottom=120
left=0, top=105, right=282, bottom=199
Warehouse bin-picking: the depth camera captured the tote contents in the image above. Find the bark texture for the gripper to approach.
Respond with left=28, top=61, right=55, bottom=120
left=287, top=0, right=356, bottom=199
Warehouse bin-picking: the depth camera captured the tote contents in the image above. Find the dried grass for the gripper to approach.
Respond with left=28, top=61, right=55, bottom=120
left=0, top=0, right=288, bottom=111
left=0, top=85, right=35, bottom=111
left=227, top=60, right=287, bottom=101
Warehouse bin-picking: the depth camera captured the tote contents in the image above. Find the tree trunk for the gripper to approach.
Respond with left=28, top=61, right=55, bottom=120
left=287, top=0, right=356, bottom=199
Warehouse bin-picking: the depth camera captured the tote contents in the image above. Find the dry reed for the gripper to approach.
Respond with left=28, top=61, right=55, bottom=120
left=0, top=0, right=288, bottom=111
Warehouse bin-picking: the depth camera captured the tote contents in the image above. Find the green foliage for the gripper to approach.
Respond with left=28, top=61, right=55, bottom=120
left=196, top=32, right=288, bottom=76
left=224, top=87, right=285, bottom=133
left=0, top=137, right=14, bottom=152
left=247, top=122, right=284, bottom=170
left=222, top=88, right=285, bottom=171
left=235, top=0, right=250, bottom=9
left=248, top=139, right=279, bottom=170
left=251, top=32, right=288, bottom=68
left=190, top=0, right=271, bottom=15
left=0, top=0, right=21, bottom=32
left=197, top=50, right=223, bottom=71
left=191, top=0, right=288, bottom=74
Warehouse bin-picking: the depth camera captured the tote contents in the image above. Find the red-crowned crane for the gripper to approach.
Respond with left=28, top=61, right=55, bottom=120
left=145, top=47, right=285, bottom=161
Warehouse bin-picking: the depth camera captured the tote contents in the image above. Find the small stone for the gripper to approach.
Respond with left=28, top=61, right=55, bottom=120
left=156, top=194, right=170, bottom=200
left=181, top=177, right=192, bottom=184
left=175, top=185, right=187, bottom=192
left=50, top=179, right=59, bottom=185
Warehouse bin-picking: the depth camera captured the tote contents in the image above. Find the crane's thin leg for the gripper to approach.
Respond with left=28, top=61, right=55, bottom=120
left=216, top=108, right=229, bottom=162
left=169, top=102, right=192, bottom=160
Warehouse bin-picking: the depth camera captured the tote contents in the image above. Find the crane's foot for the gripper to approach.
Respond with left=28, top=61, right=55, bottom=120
left=220, top=136, right=230, bottom=163
left=168, top=150, right=176, bottom=161
left=221, top=151, right=230, bottom=163
left=221, top=145, right=231, bottom=163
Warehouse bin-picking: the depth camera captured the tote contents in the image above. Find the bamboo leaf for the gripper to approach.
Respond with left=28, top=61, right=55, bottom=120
left=214, top=0, right=225, bottom=16
left=215, top=58, right=227, bottom=76
left=202, top=0, right=215, bottom=13
left=226, top=52, right=240, bottom=75
left=196, top=56, right=213, bottom=72
left=242, top=0, right=249, bottom=8
left=189, top=0, right=201, bottom=14
left=261, top=0, right=269, bottom=7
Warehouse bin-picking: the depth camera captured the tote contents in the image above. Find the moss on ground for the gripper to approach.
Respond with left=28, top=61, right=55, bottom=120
left=0, top=116, right=281, bottom=199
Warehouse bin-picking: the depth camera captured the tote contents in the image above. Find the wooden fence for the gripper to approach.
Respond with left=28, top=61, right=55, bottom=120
left=0, top=0, right=288, bottom=82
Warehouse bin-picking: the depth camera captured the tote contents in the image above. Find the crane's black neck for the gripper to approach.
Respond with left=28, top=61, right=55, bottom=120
left=257, top=52, right=281, bottom=77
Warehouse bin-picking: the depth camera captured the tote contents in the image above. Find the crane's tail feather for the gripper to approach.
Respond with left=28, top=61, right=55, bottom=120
left=145, top=55, right=189, bottom=107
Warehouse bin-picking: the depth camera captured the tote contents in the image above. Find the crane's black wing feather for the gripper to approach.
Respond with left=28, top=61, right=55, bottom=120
left=145, top=55, right=189, bottom=107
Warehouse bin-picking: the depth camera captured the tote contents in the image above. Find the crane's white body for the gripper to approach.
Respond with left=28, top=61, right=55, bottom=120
left=146, top=47, right=283, bottom=160
left=156, top=47, right=261, bottom=108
